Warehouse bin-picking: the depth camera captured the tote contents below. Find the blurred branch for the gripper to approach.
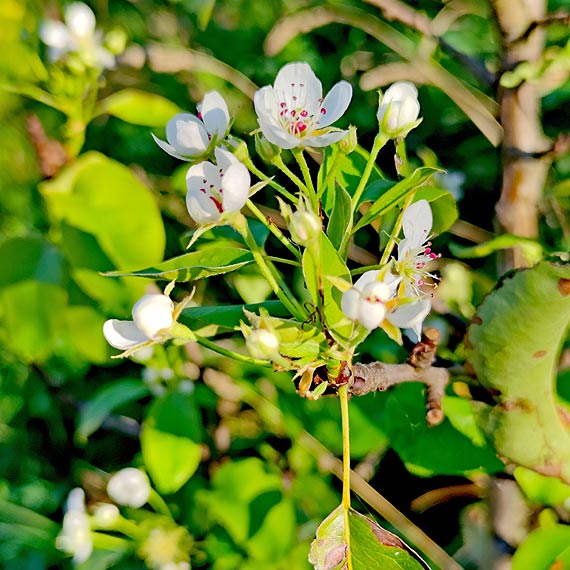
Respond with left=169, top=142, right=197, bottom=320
left=265, top=5, right=502, bottom=146
left=363, top=0, right=432, bottom=35
left=492, top=0, right=552, bottom=269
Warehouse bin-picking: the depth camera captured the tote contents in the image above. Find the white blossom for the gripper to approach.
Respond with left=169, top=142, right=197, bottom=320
left=92, top=503, right=120, bottom=527
left=254, top=62, right=353, bottom=149
left=246, top=328, right=280, bottom=360
left=103, top=294, right=174, bottom=351
left=153, top=91, right=230, bottom=161
left=186, top=147, right=250, bottom=223
left=40, top=2, right=114, bottom=69
left=377, top=81, right=421, bottom=138
left=107, top=468, right=151, bottom=508
left=56, top=488, right=93, bottom=565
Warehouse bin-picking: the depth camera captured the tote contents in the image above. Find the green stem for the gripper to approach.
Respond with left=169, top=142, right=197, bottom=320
left=379, top=139, right=414, bottom=265
left=350, top=133, right=388, bottom=209
left=245, top=158, right=298, bottom=204
left=148, top=489, right=174, bottom=519
left=338, top=383, right=353, bottom=570
left=292, top=148, right=318, bottom=211
left=238, top=217, right=307, bottom=320
left=273, top=155, right=308, bottom=195
left=317, top=148, right=343, bottom=199
left=340, top=133, right=388, bottom=254
left=246, top=199, right=301, bottom=261
left=195, top=335, right=273, bottom=367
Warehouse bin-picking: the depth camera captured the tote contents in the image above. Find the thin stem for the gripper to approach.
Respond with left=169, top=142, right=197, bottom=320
left=273, top=155, right=308, bottom=195
left=247, top=199, right=301, bottom=261
left=292, top=147, right=318, bottom=211
left=266, top=256, right=301, bottom=267
left=338, top=383, right=353, bottom=570
left=245, top=158, right=298, bottom=204
left=239, top=218, right=307, bottom=320
left=194, top=334, right=272, bottom=367
left=317, top=148, right=343, bottom=199
left=148, top=489, right=174, bottom=519
left=350, top=133, right=388, bottom=208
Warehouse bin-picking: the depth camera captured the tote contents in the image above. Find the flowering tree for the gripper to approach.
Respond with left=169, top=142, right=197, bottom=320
left=1, top=1, right=570, bottom=570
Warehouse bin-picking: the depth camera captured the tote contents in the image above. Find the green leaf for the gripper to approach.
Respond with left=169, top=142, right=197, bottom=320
left=76, top=379, right=150, bottom=444
left=141, top=393, right=203, bottom=494
left=303, top=233, right=352, bottom=342
left=106, top=247, right=254, bottom=281
left=466, top=260, right=570, bottom=483
left=353, top=167, right=441, bottom=233
left=512, top=524, right=570, bottom=570
left=449, top=234, right=543, bottom=265
left=327, top=184, right=352, bottom=251
left=383, top=384, right=503, bottom=476
left=180, top=300, right=288, bottom=330
left=40, top=152, right=165, bottom=271
left=97, top=89, right=182, bottom=127
left=514, top=466, right=570, bottom=506
left=65, top=306, right=110, bottom=364
left=309, top=506, right=430, bottom=570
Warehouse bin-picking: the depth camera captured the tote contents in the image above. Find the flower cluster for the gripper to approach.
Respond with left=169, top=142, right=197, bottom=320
left=40, top=2, right=119, bottom=70
left=341, top=199, right=438, bottom=341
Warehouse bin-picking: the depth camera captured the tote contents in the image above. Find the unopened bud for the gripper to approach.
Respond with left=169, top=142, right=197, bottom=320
left=105, top=29, right=127, bottom=56
left=246, top=329, right=280, bottom=360
left=226, top=136, right=249, bottom=162
left=92, top=503, right=120, bottom=527
left=377, top=82, right=422, bottom=139
left=289, top=209, right=321, bottom=246
left=254, top=133, right=281, bottom=163
left=107, top=468, right=151, bottom=508
left=132, top=295, right=174, bottom=340
left=338, top=125, right=357, bottom=154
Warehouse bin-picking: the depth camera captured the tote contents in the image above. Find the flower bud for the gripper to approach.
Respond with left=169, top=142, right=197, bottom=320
left=246, top=328, right=280, bottom=360
left=92, top=503, right=120, bottom=528
left=338, top=125, right=358, bottom=154
left=107, top=468, right=151, bottom=508
left=377, top=82, right=421, bottom=139
left=288, top=209, right=321, bottom=247
left=132, top=295, right=174, bottom=340
left=254, top=133, right=281, bottom=163
left=226, top=136, right=250, bottom=163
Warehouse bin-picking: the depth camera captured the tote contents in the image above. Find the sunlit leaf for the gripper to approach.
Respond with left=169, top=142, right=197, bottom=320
left=512, top=524, right=570, bottom=570
left=450, top=234, right=543, bottom=265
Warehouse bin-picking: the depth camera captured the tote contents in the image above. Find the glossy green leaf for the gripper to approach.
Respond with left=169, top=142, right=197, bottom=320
left=309, top=506, right=430, bottom=570
left=65, top=306, right=110, bottom=364
left=76, top=379, right=150, bottom=445
left=466, top=260, right=570, bottom=482
left=449, top=234, right=543, bottom=265
left=303, top=233, right=352, bottom=342
left=98, top=89, right=182, bottom=127
left=327, top=183, right=352, bottom=251
left=40, top=152, right=165, bottom=271
left=512, top=525, right=570, bottom=570
left=514, top=467, right=570, bottom=506
left=106, top=247, right=254, bottom=281
left=141, top=392, right=202, bottom=494
left=383, top=384, right=503, bottom=476
left=179, top=300, right=287, bottom=330
left=353, top=167, right=441, bottom=233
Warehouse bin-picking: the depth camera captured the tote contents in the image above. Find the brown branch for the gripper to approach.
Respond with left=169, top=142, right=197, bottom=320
left=350, top=328, right=450, bottom=427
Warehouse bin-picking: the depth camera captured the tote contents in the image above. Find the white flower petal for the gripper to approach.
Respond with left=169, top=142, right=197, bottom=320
left=166, top=113, right=209, bottom=155
left=318, top=81, right=352, bottom=127
left=274, top=62, right=322, bottom=112
left=353, top=270, right=380, bottom=291
left=198, top=91, right=230, bottom=140
left=402, top=199, right=432, bottom=247
left=388, top=298, right=431, bottom=341
left=186, top=193, right=221, bottom=223
left=398, top=97, right=420, bottom=126
left=65, top=2, right=96, bottom=39
left=214, top=146, right=239, bottom=171
left=151, top=134, right=190, bottom=161
left=382, top=81, right=418, bottom=104
left=132, top=295, right=174, bottom=340
left=221, top=163, right=250, bottom=214
left=305, top=130, right=349, bottom=148
left=103, top=319, right=149, bottom=350
left=341, top=288, right=360, bottom=321
left=257, top=116, right=300, bottom=149
left=66, top=488, right=87, bottom=513
left=358, top=299, right=387, bottom=330
left=40, top=20, right=72, bottom=49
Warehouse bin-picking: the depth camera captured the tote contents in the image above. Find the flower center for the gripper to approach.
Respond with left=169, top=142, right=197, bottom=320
left=278, top=88, right=326, bottom=137
left=397, top=242, right=440, bottom=294
left=199, top=171, right=224, bottom=214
